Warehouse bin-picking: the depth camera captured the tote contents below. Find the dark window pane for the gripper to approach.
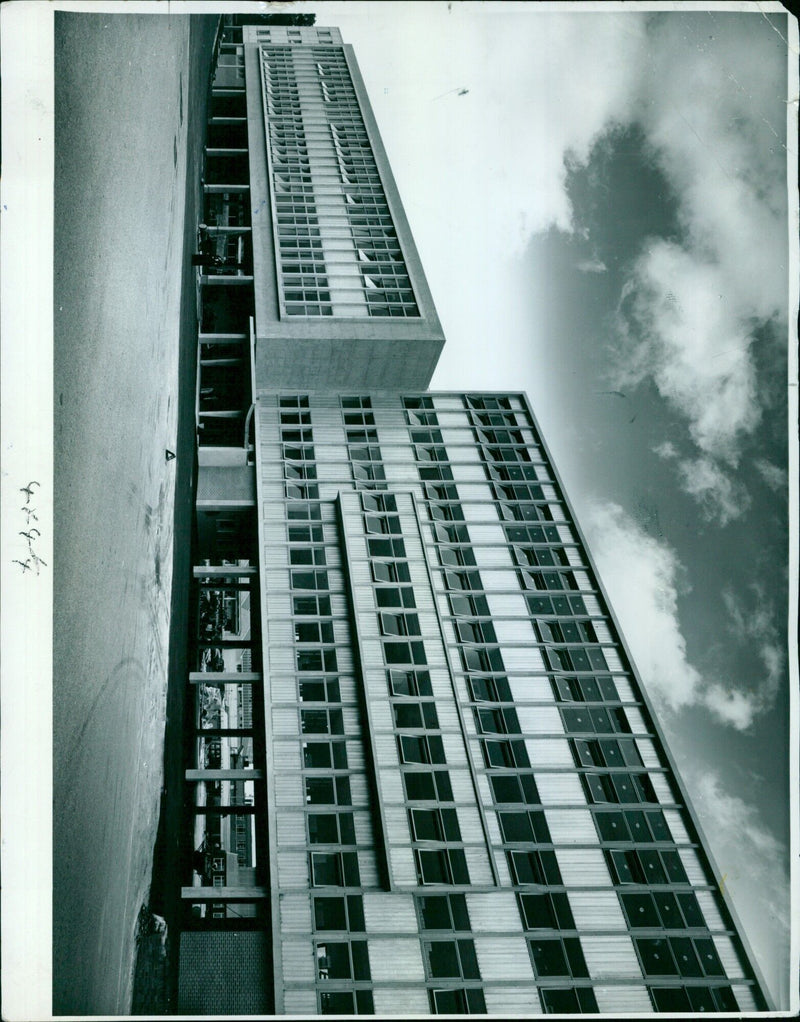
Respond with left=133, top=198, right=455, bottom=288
left=695, top=937, right=725, bottom=976
left=653, top=892, right=682, bottom=929
left=636, top=938, right=678, bottom=976
left=314, top=896, right=347, bottom=930
left=404, top=772, right=436, bottom=801
left=499, top=812, right=534, bottom=843
left=320, top=992, right=354, bottom=1014
left=671, top=936, right=703, bottom=977
left=645, top=810, right=672, bottom=842
left=352, top=940, right=371, bottom=980
left=418, top=850, right=450, bottom=885
left=457, top=939, right=480, bottom=979
left=621, top=893, right=659, bottom=928
left=677, top=892, right=705, bottom=928
left=308, top=814, right=340, bottom=844
left=355, top=990, right=375, bottom=1014
left=595, top=811, right=629, bottom=841
left=519, top=893, right=557, bottom=929
left=419, top=896, right=453, bottom=930
left=540, top=988, right=579, bottom=1014
left=427, top=940, right=461, bottom=978
left=306, top=777, right=334, bottom=804
left=529, top=938, right=569, bottom=977
left=347, top=895, right=365, bottom=932
left=650, top=987, right=692, bottom=1012
left=449, top=849, right=470, bottom=884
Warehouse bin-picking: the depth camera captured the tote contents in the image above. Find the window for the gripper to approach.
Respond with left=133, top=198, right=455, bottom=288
left=296, top=648, right=337, bottom=672
left=388, top=669, right=433, bottom=698
left=376, top=586, right=415, bottom=610
left=443, top=569, right=482, bottom=592
left=539, top=988, right=598, bottom=1014
left=298, top=678, right=340, bottom=703
left=313, top=894, right=365, bottom=932
left=315, top=939, right=371, bottom=980
left=295, top=620, right=334, bottom=644
left=429, top=988, right=486, bottom=1015
left=481, top=738, right=529, bottom=769
left=423, top=939, right=480, bottom=979
left=528, top=936, right=589, bottom=978
left=518, top=892, right=574, bottom=930
left=319, top=991, right=374, bottom=1015
left=291, top=569, right=328, bottom=591
left=384, top=639, right=427, bottom=666
left=305, top=776, right=352, bottom=806
left=367, top=536, right=405, bottom=557
left=310, top=851, right=360, bottom=887
left=393, top=700, right=438, bottom=729
left=468, top=675, right=511, bottom=702
left=371, top=560, right=411, bottom=584
left=403, top=769, right=453, bottom=802
left=399, top=733, right=446, bottom=765
left=416, top=847, right=470, bottom=885
left=508, top=849, right=562, bottom=886
left=448, top=593, right=489, bottom=617
left=417, top=894, right=470, bottom=931
left=288, top=523, right=323, bottom=543
left=584, top=772, right=658, bottom=805
left=379, top=611, right=421, bottom=637
left=474, top=705, right=520, bottom=735
left=498, top=810, right=551, bottom=843
left=648, top=986, right=737, bottom=1012
left=361, top=491, right=396, bottom=513
left=562, top=705, right=632, bottom=734
left=572, top=738, right=643, bottom=769
left=489, top=773, right=539, bottom=805
left=607, top=849, right=687, bottom=887
left=303, top=741, right=347, bottom=769
left=301, top=707, right=343, bottom=734
left=293, top=594, right=332, bottom=618
left=308, top=812, right=356, bottom=845
left=410, top=807, right=461, bottom=842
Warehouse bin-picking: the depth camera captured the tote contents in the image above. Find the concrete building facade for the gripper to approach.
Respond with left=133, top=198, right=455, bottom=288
left=175, top=17, right=770, bottom=1016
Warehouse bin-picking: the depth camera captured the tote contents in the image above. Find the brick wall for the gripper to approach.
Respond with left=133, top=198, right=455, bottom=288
left=178, top=931, right=272, bottom=1015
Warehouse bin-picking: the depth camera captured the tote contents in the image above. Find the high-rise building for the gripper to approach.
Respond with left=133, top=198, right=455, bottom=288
left=173, top=18, right=770, bottom=1017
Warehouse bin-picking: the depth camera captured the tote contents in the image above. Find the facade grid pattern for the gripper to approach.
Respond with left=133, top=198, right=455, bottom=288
left=253, top=392, right=764, bottom=1016
left=261, top=46, right=420, bottom=319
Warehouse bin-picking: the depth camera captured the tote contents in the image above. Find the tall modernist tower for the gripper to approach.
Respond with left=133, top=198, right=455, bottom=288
left=176, top=17, right=770, bottom=1017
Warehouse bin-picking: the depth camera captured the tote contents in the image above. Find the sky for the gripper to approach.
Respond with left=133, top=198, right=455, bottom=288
left=0, top=0, right=795, bottom=1015
left=295, top=0, right=796, bottom=1007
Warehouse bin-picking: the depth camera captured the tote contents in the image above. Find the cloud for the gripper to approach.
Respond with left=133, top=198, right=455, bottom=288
left=614, top=245, right=763, bottom=463
left=576, top=258, right=607, bottom=274
left=583, top=500, right=775, bottom=729
left=653, top=440, right=679, bottom=460
left=722, top=586, right=784, bottom=709
left=675, top=455, right=752, bottom=525
left=682, top=765, right=789, bottom=1003
left=601, top=14, right=788, bottom=510
left=754, top=457, right=788, bottom=491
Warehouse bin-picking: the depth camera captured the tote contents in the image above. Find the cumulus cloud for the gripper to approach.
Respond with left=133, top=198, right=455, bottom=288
left=604, top=14, right=788, bottom=511
left=583, top=500, right=775, bottom=729
left=754, top=457, right=788, bottom=491
left=576, top=258, right=607, bottom=274
left=682, top=766, right=789, bottom=1002
left=653, top=440, right=679, bottom=460
left=722, top=586, right=784, bottom=713
left=676, top=455, right=752, bottom=525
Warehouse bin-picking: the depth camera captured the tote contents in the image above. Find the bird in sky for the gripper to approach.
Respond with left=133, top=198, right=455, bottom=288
left=19, top=529, right=41, bottom=544
left=13, top=558, right=32, bottom=573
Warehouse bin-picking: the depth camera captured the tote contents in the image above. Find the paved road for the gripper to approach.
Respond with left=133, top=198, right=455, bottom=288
left=53, top=13, right=217, bottom=1015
